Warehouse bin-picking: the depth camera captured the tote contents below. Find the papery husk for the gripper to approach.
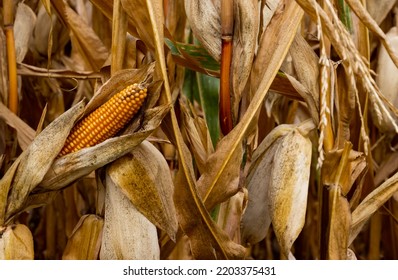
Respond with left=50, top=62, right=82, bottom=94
left=62, top=214, right=103, bottom=260
left=100, top=171, right=159, bottom=260
left=0, top=224, right=34, bottom=260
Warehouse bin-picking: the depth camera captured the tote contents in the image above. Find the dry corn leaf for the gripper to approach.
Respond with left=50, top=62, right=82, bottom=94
left=0, top=102, right=35, bottom=150
left=250, top=0, right=303, bottom=93
left=217, top=186, right=248, bottom=241
left=374, top=151, right=398, bottom=186
left=349, top=170, right=398, bottom=244
left=345, top=0, right=398, bottom=68
left=14, top=3, right=36, bottom=63
left=107, top=141, right=178, bottom=241
left=0, top=101, right=85, bottom=224
left=322, top=149, right=367, bottom=196
left=51, top=0, right=109, bottom=71
left=288, top=32, right=320, bottom=124
left=231, top=0, right=259, bottom=117
left=62, top=214, right=104, bottom=260
left=197, top=132, right=243, bottom=211
left=326, top=185, right=351, bottom=260
left=100, top=171, right=159, bottom=260
left=0, top=224, right=34, bottom=260
left=121, top=0, right=163, bottom=54
left=181, top=100, right=214, bottom=174
left=367, top=0, right=396, bottom=25
left=173, top=155, right=247, bottom=259
left=184, top=0, right=221, bottom=62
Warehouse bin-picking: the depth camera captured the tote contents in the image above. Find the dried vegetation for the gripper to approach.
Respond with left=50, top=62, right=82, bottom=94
left=1, top=0, right=398, bottom=260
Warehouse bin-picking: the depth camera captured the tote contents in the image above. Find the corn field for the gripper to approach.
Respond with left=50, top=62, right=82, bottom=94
left=1, top=0, right=398, bottom=260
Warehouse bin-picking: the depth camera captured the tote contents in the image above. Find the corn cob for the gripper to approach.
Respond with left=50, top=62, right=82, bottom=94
left=58, top=83, right=147, bottom=156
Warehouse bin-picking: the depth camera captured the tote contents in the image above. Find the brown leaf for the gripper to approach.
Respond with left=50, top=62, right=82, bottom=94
left=184, top=0, right=221, bottom=62
left=197, top=132, right=243, bottom=211
left=121, top=0, right=163, bottom=54
left=322, top=149, right=367, bottom=196
left=288, top=33, right=320, bottom=124
left=0, top=101, right=85, bottom=224
left=107, top=141, right=178, bottom=241
left=326, top=185, right=351, bottom=260
left=173, top=152, right=246, bottom=259
left=62, top=214, right=104, bottom=260
left=100, top=171, right=159, bottom=259
left=350, top=170, right=398, bottom=244
left=0, top=224, right=34, bottom=260
left=231, top=0, right=259, bottom=117
left=51, top=0, right=109, bottom=71
left=181, top=101, right=214, bottom=174
left=0, top=102, right=35, bottom=151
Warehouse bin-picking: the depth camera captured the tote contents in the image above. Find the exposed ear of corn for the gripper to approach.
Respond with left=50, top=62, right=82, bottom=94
left=0, top=224, right=34, bottom=260
left=59, top=83, right=147, bottom=156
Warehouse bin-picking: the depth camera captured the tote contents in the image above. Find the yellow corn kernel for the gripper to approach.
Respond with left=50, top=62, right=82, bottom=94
left=59, top=83, right=147, bottom=156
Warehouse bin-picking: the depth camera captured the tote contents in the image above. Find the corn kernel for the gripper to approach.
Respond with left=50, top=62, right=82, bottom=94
left=58, top=83, right=147, bottom=157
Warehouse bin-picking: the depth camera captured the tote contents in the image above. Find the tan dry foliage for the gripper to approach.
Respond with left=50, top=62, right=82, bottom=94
left=0, top=224, right=34, bottom=260
left=62, top=214, right=103, bottom=260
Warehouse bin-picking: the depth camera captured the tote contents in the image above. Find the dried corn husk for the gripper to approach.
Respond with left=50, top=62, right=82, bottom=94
left=374, top=26, right=398, bottom=133
left=241, top=120, right=314, bottom=258
left=106, top=141, right=178, bottom=241
left=0, top=224, right=34, bottom=260
left=62, top=214, right=103, bottom=260
left=100, top=162, right=160, bottom=260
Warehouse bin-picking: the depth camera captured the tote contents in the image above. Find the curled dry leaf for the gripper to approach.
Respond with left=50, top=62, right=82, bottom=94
left=51, top=0, right=109, bottom=71
left=0, top=224, right=34, bottom=260
left=100, top=171, right=159, bottom=260
left=184, top=0, right=221, bottom=62
left=0, top=102, right=35, bottom=150
left=0, top=101, right=85, bottom=224
left=197, top=130, right=243, bottom=211
left=349, top=170, right=398, bottom=245
left=107, top=140, right=178, bottom=241
left=288, top=33, right=320, bottom=124
left=325, top=185, right=351, bottom=260
left=181, top=100, right=214, bottom=174
left=174, top=156, right=247, bottom=259
left=62, top=214, right=104, bottom=260
left=121, top=0, right=164, bottom=54
left=322, top=149, right=367, bottom=196
left=231, top=0, right=259, bottom=117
